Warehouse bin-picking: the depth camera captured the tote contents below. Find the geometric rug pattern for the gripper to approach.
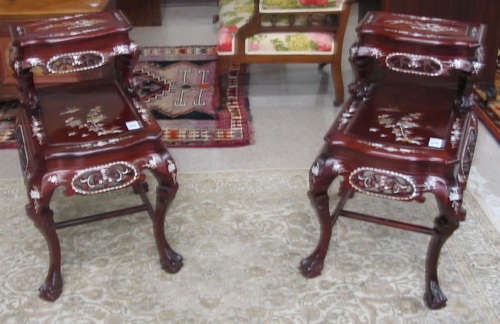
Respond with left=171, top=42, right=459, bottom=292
left=134, top=60, right=220, bottom=119
left=0, top=170, right=498, bottom=322
left=0, top=100, right=18, bottom=149
left=135, top=46, right=253, bottom=147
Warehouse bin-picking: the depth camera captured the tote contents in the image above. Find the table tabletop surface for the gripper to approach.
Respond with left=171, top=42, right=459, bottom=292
left=358, top=11, right=485, bottom=48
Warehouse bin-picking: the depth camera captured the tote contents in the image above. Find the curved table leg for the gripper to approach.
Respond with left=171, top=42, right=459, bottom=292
left=424, top=192, right=464, bottom=309
left=26, top=192, right=62, bottom=302
left=300, top=147, right=345, bottom=278
left=149, top=154, right=183, bottom=274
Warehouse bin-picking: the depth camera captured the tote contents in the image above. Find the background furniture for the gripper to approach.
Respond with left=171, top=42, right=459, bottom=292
left=117, top=0, right=162, bottom=26
left=217, top=0, right=352, bottom=106
left=10, top=10, right=182, bottom=301
left=359, top=0, right=499, bottom=93
left=166, top=0, right=217, bottom=4
left=0, top=0, right=115, bottom=100
left=300, top=11, right=484, bottom=309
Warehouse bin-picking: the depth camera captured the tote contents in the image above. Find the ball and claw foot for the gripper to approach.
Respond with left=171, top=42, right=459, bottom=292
left=161, top=248, right=184, bottom=274
left=424, top=280, right=448, bottom=309
left=39, top=271, right=63, bottom=302
left=299, top=250, right=325, bottom=279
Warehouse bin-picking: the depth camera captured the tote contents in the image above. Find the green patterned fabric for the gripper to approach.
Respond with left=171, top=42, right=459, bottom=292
left=261, top=0, right=340, bottom=12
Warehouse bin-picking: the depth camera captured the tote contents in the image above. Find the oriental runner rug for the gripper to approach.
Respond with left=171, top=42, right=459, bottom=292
left=0, top=45, right=253, bottom=148
left=134, top=45, right=253, bottom=147
left=0, top=100, right=17, bottom=149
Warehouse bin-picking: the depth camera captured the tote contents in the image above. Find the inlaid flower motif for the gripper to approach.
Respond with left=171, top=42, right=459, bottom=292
left=63, top=105, right=124, bottom=137
left=30, top=188, right=41, bottom=199
left=377, top=112, right=425, bottom=145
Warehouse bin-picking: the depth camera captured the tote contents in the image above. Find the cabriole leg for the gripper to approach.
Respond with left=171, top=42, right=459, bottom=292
left=149, top=155, right=183, bottom=274
left=300, top=147, right=345, bottom=278
left=424, top=194, right=464, bottom=309
left=26, top=193, right=62, bottom=302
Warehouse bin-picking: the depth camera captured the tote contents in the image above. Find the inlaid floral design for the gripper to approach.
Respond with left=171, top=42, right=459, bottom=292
left=385, top=19, right=459, bottom=33
left=377, top=112, right=425, bottom=145
left=63, top=105, right=124, bottom=137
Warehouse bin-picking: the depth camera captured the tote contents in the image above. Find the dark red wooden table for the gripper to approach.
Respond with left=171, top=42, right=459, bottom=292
left=301, top=11, right=485, bottom=309
left=10, top=10, right=183, bottom=301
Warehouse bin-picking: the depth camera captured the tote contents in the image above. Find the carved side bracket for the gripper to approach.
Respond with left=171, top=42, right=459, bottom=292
left=459, top=117, right=478, bottom=183
left=14, top=126, right=29, bottom=179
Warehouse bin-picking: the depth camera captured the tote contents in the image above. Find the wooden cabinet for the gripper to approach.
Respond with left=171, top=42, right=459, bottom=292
left=116, top=0, right=162, bottom=26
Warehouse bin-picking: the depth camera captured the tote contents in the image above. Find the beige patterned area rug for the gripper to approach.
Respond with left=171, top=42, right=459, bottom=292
left=1, top=170, right=499, bottom=322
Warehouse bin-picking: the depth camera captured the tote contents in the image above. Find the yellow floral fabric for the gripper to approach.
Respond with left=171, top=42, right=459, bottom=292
left=261, top=0, right=342, bottom=12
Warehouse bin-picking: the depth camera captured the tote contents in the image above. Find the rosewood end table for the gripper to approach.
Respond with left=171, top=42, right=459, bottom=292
left=10, top=10, right=183, bottom=301
left=300, top=11, right=485, bottom=309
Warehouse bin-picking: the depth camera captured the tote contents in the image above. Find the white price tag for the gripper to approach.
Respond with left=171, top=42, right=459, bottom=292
left=428, top=137, right=443, bottom=148
left=126, top=120, right=141, bottom=130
